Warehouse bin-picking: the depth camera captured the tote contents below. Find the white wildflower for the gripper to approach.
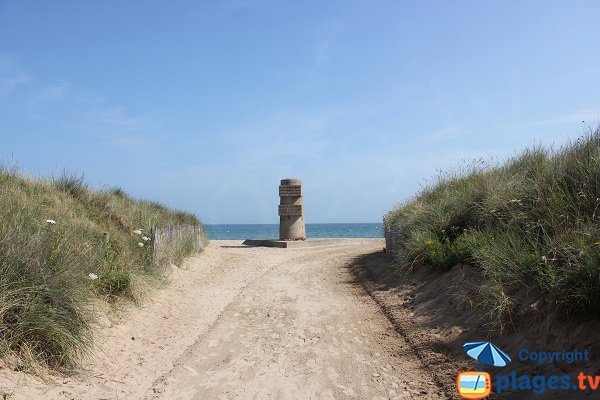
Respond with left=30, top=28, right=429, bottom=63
left=133, top=229, right=143, bottom=235
left=46, top=219, right=56, bottom=224
left=88, top=272, right=98, bottom=280
left=142, top=236, right=150, bottom=241
left=138, top=242, right=144, bottom=247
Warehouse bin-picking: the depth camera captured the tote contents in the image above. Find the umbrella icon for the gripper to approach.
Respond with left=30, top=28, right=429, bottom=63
left=463, top=342, right=511, bottom=367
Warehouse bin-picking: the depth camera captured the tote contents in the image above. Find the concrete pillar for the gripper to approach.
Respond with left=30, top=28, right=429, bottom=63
left=278, top=178, right=306, bottom=240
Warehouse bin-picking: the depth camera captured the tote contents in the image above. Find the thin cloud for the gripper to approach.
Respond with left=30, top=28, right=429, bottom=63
left=81, top=107, right=150, bottom=133
left=424, top=127, right=461, bottom=143
left=315, top=39, right=332, bottom=68
left=302, top=20, right=345, bottom=88
left=0, top=55, right=165, bottom=154
left=221, top=108, right=340, bottom=166
left=27, top=80, right=69, bottom=108
left=0, top=56, right=30, bottom=96
left=73, top=107, right=163, bottom=152
left=535, top=108, right=600, bottom=125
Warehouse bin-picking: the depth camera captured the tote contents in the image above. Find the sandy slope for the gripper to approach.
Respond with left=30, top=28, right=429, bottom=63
left=0, top=239, right=445, bottom=400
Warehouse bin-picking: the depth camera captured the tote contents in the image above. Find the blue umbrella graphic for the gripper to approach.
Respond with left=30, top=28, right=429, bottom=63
left=463, top=342, right=511, bottom=367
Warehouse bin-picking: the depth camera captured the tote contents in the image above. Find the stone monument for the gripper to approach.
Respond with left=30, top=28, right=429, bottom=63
left=278, top=178, right=306, bottom=240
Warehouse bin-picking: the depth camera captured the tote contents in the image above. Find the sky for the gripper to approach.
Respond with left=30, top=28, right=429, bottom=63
left=1, top=0, right=600, bottom=224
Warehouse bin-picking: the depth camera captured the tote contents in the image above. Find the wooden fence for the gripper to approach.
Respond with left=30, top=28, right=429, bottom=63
left=383, top=216, right=401, bottom=259
left=150, top=224, right=207, bottom=264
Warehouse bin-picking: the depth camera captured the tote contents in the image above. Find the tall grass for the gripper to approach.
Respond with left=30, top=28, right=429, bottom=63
left=0, top=168, right=207, bottom=371
left=386, top=128, right=600, bottom=329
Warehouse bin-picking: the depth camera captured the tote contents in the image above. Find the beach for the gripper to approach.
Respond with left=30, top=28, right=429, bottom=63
left=0, top=239, right=445, bottom=400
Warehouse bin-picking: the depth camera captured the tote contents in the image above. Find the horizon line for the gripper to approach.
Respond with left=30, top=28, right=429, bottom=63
left=204, top=222, right=382, bottom=226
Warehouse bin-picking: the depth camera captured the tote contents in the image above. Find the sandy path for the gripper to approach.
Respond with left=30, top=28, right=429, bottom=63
left=0, top=239, right=445, bottom=400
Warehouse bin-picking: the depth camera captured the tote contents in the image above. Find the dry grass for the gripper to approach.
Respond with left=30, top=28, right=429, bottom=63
left=0, top=168, right=207, bottom=371
left=386, top=127, right=600, bottom=330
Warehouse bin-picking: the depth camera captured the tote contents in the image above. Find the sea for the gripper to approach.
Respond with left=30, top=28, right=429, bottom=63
left=204, top=223, right=383, bottom=240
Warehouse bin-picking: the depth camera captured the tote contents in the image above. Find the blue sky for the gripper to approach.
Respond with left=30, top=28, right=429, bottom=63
left=1, top=1, right=599, bottom=224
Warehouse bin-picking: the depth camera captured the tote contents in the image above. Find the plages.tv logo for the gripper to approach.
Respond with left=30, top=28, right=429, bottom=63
left=457, top=341, right=511, bottom=399
left=457, top=371, right=491, bottom=399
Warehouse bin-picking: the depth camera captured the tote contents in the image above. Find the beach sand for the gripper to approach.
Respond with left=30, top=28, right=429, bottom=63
left=0, top=239, right=445, bottom=400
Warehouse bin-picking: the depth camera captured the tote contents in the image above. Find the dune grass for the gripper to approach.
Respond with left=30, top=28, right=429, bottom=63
left=386, top=128, right=600, bottom=330
left=0, top=167, right=207, bottom=371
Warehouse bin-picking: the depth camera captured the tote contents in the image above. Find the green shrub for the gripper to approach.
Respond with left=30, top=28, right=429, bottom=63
left=97, top=272, right=131, bottom=296
left=52, top=170, right=88, bottom=201
left=109, top=187, right=129, bottom=200
left=426, top=238, right=457, bottom=271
